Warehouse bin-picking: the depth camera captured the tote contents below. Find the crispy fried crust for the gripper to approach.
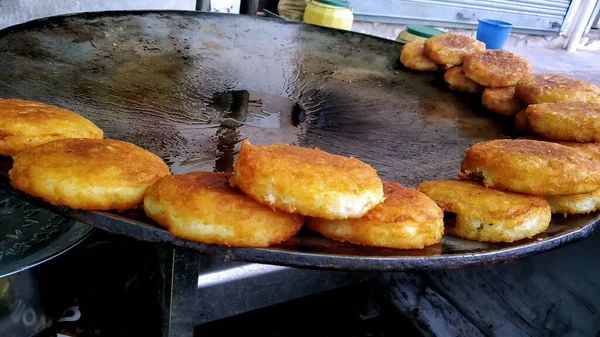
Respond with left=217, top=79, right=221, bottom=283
left=307, top=181, right=443, bottom=249
left=511, top=138, right=600, bottom=215
left=417, top=179, right=551, bottom=242
left=229, top=140, right=384, bottom=220
left=550, top=140, right=600, bottom=161
left=0, top=98, right=103, bottom=156
left=525, top=102, right=600, bottom=142
left=463, top=50, right=533, bottom=87
left=444, top=66, right=483, bottom=93
left=423, top=33, right=486, bottom=67
left=481, top=86, right=522, bottom=116
left=143, top=172, right=304, bottom=247
left=518, top=135, right=600, bottom=160
left=515, top=74, right=600, bottom=105
left=460, top=139, right=600, bottom=196
left=10, top=138, right=170, bottom=211
left=400, top=41, right=438, bottom=71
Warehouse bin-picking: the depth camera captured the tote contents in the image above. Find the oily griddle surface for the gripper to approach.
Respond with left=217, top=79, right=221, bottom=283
left=0, top=11, right=597, bottom=271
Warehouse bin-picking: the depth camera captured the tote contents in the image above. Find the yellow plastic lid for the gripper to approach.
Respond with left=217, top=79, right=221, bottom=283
left=313, top=0, right=350, bottom=8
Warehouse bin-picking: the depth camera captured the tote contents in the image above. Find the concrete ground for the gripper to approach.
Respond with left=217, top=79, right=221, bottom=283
left=506, top=46, right=600, bottom=85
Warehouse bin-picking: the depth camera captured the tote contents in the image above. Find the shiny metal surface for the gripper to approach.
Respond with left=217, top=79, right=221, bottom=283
left=0, top=11, right=598, bottom=271
left=162, top=248, right=375, bottom=337
left=0, top=189, right=93, bottom=279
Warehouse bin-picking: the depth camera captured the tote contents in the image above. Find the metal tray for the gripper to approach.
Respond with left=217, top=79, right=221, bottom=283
left=0, top=11, right=597, bottom=271
left=0, top=186, right=92, bottom=278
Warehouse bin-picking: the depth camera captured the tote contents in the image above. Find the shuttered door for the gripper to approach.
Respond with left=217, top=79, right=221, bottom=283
left=350, top=0, right=573, bottom=35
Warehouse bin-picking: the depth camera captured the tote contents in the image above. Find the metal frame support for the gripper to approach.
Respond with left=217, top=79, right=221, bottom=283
left=566, top=0, right=599, bottom=52
left=584, top=0, right=600, bottom=33
left=159, top=246, right=377, bottom=337
left=195, top=0, right=209, bottom=11
left=196, top=0, right=258, bottom=15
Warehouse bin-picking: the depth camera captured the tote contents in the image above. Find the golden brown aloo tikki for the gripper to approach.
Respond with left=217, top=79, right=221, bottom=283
left=417, top=179, right=551, bottom=243
left=443, top=66, right=483, bottom=93
left=229, top=140, right=384, bottom=220
left=463, top=50, right=533, bottom=87
left=143, top=172, right=304, bottom=248
left=0, top=98, right=103, bottom=156
left=400, top=41, right=438, bottom=71
left=308, top=181, right=443, bottom=249
left=518, top=135, right=600, bottom=161
left=481, top=86, right=522, bottom=116
left=423, top=33, right=485, bottom=67
left=10, top=138, right=170, bottom=211
left=525, top=102, right=600, bottom=142
left=515, top=74, right=600, bottom=105
left=460, top=139, right=600, bottom=196
left=516, top=136, right=600, bottom=214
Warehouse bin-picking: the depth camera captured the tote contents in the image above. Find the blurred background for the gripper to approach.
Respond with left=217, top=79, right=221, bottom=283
left=1, top=0, right=599, bottom=51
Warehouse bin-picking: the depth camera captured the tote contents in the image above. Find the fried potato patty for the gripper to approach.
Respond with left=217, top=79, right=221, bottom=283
left=444, top=66, right=483, bottom=93
left=519, top=134, right=597, bottom=151
left=463, top=50, right=533, bottom=87
left=229, top=140, right=384, bottom=220
left=551, top=140, right=600, bottom=161
left=518, top=135, right=600, bottom=161
left=482, top=86, right=522, bottom=116
left=525, top=102, right=600, bottom=142
left=143, top=171, right=304, bottom=247
left=516, top=137, right=600, bottom=215
left=0, top=98, right=103, bottom=156
left=400, top=41, right=438, bottom=71
left=515, top=74, right=600, bottom=105
left=10, top=138, right=170, bottom=211
left=307, top=181, right=443, bottom=249
left=545, top=189, right=600, bottom=215
left=460, top=139, right=600, bottom=196
left=417, top=179, right=551, bottom=242
left=423, top=33, right=485, bottom=67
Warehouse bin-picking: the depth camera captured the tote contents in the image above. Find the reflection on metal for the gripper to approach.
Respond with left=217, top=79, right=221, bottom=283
left=350, top=0, right=573, bottom=35
left=0, top=190, right=92, bottom=279
left=162, top=248, right=374, bottom=337
left=213, top=90, right=249, bottom=172
left=197, top=263, right=287, bottom=288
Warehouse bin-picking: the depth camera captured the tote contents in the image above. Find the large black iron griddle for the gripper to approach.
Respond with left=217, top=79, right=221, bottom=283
left=0, top=11, right=598, bottom=271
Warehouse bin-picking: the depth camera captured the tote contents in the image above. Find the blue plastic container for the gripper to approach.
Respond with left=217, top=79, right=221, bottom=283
left=476, top=19, right=512, bottom=49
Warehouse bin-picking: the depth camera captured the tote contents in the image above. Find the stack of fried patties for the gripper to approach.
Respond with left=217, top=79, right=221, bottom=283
left=417, top=135, right=600, bottom=243
left=400, top=33, right=534, bottom=117
left=2, top=98, right=171, bottom=212
left=413, top=72, right=600, bottom=243
left=145, top=140, right=447, bottom=249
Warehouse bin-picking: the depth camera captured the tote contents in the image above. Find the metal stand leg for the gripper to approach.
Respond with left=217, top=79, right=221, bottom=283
left=160, top=247, right=200, bottom=337
left=159, top=245, right=378, bottom=337
left=240, top=0, right=260, bottom=15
